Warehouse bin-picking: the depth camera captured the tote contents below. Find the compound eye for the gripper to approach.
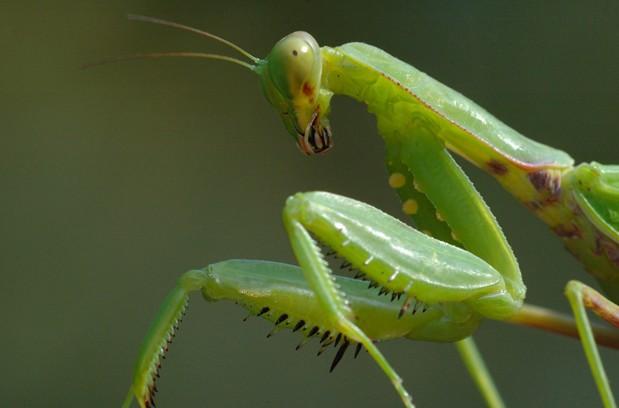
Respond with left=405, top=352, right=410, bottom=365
left=268, top=32, right=321, bottom=99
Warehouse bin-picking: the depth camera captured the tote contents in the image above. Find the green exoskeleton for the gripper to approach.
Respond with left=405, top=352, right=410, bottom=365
left=116, top=16, right=619, bottom=408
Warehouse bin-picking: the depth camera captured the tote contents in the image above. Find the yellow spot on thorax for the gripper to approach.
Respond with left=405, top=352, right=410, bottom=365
left=402, top=199, right=418, bottom=215
left=388, top=173, right=406, bottom=189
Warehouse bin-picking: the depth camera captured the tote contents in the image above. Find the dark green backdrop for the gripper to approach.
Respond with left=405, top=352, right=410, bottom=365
left=2, top=1, right=618, bottom=407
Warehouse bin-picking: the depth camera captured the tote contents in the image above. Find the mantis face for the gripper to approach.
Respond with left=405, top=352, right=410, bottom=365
left=257, top=32, right=334, bottom=155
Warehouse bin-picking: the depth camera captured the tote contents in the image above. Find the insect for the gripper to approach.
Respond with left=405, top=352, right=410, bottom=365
left=113, top=16, right=619, bottom=408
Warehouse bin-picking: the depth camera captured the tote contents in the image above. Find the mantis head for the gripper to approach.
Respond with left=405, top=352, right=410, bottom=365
left=90, top=16, right=334, bottom=156
left=256, top=32, right=334, bottom=155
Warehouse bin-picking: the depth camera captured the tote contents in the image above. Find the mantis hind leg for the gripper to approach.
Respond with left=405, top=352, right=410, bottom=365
left=565, top=280, right=618, bottom=408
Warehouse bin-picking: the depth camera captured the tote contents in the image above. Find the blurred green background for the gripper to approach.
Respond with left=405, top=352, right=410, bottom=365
left=2, top=1, right=618, bottom=407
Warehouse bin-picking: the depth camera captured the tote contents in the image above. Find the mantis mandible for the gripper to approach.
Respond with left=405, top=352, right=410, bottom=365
left=112, top=16, right=619, bottom=408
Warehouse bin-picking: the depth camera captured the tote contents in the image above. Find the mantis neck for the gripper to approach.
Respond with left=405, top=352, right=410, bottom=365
left=320, top=43, right=572, bottom=205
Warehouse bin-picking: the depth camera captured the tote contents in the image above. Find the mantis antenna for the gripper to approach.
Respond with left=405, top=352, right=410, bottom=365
left=127, top=14, right=258, bottom=62
left=83, top=15, right=258, bottom=71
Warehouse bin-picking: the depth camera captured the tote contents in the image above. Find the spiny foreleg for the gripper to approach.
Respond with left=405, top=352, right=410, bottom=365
left=281, top=191, right=525, bottom=408
left=121, top=259, right=453, bottom=408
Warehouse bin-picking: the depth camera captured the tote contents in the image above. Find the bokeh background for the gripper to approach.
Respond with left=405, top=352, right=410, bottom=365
left=2, top=1, right=619, bottom=407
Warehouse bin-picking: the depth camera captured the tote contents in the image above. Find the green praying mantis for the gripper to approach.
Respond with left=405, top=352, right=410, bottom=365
left=110, top=16, right=619, bottom=408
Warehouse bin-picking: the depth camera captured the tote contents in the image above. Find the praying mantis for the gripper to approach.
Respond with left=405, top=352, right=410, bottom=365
left=112, top=16, right=619, bottom=408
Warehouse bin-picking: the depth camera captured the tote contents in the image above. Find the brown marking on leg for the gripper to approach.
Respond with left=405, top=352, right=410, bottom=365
left=528, top=171, right=549, bottom=192
left=487, top=160, right=508, bottom=176
left=598, top=233, right=619, bottom=267
left=583, top=286, right=619, bottom=328
left=553, top=224, right=582, bottom=239
left=528, top=170, right=562, bottom=197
